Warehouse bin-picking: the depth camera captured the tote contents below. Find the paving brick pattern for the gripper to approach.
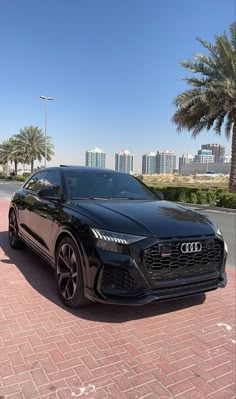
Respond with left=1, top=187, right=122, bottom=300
left=0, top=199, right=235, bottom=399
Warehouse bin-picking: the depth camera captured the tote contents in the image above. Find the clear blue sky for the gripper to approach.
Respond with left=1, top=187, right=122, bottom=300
left=0, top=0, right=235, bottom=172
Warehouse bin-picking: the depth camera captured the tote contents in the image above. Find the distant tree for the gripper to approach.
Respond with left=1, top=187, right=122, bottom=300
left=14, top=126, right=54, bottom=172
left=172, top=23, right=236, bottom=192
left=0, top=140, right=10, bottom=171
left=0, top=138, right=24, bottom=175
left=0, top=140, right=9, bottom=164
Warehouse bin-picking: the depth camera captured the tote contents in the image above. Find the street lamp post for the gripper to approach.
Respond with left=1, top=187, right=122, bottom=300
left=40, top=96, right=54, bottom=168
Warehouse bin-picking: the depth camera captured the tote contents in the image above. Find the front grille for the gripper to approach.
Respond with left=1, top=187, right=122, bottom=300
left=144, top=238, right=224, bottom=281
left=102, top=265, right=136, bottom=291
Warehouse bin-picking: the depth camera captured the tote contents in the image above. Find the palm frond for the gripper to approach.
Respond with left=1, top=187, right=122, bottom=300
left=196, top=37, right=219, bottom=60
left=214, top=112, right=227, bottom=134
left=216, top=33, right=234, bottom=59
left=173, top=23, right=236, bottom=143
left=225, top=114, right=234, bottom=139
left=180, top=60, right=217, bottom=77
left=230, top=22, right=236, bottom=50
left=183, top=77, right=210, bottom=87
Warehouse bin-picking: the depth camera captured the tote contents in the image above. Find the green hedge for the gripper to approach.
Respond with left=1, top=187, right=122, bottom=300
left=149, top=185, right=236, bottom=209
left=0, top=173, right=30, bottom=182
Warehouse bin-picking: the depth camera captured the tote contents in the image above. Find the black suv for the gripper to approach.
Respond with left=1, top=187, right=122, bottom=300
left=8, top=166, right=227, bottom=307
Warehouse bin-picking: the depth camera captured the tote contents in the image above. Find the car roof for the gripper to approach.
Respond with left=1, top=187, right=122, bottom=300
left=39, top=165, right=122, bottom=174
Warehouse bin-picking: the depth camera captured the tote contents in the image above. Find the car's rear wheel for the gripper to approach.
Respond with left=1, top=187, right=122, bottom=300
left=55, top=237, right=90, bottom=308
left=8, top=210, right=25, bottom=249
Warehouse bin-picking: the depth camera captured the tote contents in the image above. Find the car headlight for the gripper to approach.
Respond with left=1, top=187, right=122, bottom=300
left=216, top=227, right=222, bottom=237
left=215, top=226, right=228, bottom=254
left=91, top=228, right=145, bottom=245
left=224, top=241, right=228, bottom=254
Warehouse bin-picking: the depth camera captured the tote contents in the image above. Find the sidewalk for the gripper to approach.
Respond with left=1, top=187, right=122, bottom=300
left=0, top=199, right=235, bottom=399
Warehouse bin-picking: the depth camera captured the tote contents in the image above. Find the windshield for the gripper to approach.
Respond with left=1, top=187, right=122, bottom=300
left=64, top=170, right=158, bottom=200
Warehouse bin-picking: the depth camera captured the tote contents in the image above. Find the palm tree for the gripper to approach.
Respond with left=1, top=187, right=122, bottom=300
left=0, top=140, right=11, bottom=173
left=0, top=138, right=17, bottom=175
left=172, top=23, right=236, bottom=192
left=0, top=137, right=27, bottom=175
left=15, top=126, right=54, bottom=172
left=10, top=137, right=26, bottom=175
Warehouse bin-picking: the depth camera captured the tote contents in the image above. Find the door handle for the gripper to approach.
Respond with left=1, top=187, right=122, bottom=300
left=40, top=213, right=47, bottom=218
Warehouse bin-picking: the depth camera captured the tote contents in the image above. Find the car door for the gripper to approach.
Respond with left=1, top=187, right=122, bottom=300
left=17, top=171, right=48, bottom=242
left=28, top=170, right=62, bottom=258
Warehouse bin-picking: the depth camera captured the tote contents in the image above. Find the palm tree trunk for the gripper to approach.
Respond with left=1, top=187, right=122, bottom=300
left=31, top=159, right=34, bottom=173
left=229, top=124, right=236, bottom=192
left=14, top=161, right=18, bottom=176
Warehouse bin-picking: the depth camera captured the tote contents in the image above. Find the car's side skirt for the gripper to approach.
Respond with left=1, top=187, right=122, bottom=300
left=18, top=229, right=54, bottom=268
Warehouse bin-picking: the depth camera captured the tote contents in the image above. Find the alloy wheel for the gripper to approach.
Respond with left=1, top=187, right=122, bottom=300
left=9, top=211, right=17, bottom=245
left=57, top=243, right=79, bottom=300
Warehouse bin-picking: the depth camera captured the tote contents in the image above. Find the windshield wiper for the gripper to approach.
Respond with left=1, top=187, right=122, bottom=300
left=71, top=197, right=147, bottom=200
left=115, top=197, right=146, bottom=200
left=92, top=197, right=147, bottom=200
left=71, top=197, right=110, bottom=200
left=71, top=197, right=91, bottom=200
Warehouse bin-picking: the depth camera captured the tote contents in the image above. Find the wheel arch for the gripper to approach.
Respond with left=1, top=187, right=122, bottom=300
left=54, top=228, right=89, bottom=285
left=55, top=228, right=81, bottom=255
left=8, top=204, right=17, bottom=219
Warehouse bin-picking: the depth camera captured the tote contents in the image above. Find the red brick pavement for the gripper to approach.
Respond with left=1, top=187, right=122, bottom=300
left=0, top=199, right=235, bottom=399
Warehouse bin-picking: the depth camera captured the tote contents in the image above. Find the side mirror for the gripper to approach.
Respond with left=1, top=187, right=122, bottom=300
left=37, top=187, right=61, bottom=200
left=155, top=190, right=164, bottom=200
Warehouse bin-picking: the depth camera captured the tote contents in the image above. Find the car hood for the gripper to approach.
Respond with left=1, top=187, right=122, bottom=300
left=71, top=200, right=216, bottom=238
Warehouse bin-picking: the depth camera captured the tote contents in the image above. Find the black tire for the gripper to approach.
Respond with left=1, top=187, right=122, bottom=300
left=55, top=237, right=90, bottom=308
left=8, top=210, right=25, bottom=249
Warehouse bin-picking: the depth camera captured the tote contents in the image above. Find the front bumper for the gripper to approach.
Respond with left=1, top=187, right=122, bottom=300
left=84, top=235, right=228, bottom=305
left=85, top=273, right=227, bottom=305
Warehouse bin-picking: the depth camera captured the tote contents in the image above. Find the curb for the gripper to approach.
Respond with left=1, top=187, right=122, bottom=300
left=178, top=202, right=236, bottom=214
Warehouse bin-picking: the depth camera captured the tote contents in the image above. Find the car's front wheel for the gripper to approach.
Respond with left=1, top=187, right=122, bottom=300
left=55, top=237, right=90, bottom=308
left=8, top=209, right=25, bottom=249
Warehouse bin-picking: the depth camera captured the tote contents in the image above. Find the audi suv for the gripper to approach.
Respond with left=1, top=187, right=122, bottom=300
left=8, top=166, right=227, bottom=307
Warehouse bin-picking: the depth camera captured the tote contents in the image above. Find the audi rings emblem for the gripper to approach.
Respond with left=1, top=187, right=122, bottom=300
left=180, top=242, right=202, bottom=253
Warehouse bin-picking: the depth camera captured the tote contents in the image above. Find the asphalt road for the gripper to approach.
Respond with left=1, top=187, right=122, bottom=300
left=0, top=180, right=23, bottom=200
left=200, top=210, right=235, bottom=268
left=0, top=180, right=235, bottom=267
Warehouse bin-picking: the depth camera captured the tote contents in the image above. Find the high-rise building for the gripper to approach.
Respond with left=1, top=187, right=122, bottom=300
left=115, top=150, right=134, bottom=173
left=179, top=153, right=194, bottom=172
left=194, top=149, right=215, bottom=163
left=201, top=144, right=225, bottom=163
left=85, top=147, right=106, bottom=168
left=156, top=151, right=176, bottom=174
left=219, top=154, right=231, bottom=163
left=142, top=152, right=157, bottom=174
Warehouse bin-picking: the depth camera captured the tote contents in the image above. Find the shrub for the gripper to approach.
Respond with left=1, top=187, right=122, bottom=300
left=15, top=175, right=27, bottom=182
left=206, top=190, right=216, bottom=205
left=196, top=190, right=208, bottom=204
left=0, top=174, right=27, bottom=182
left=23, top=172, right=31, bottom=178
left=168, top=189, right=177, bottom=201
left=177, top=189, right=187, bottom=202
left=217, top=193, right=236, bottom=209
left=190, top=192, right=198, bottom=204
left=147, top=184, right=236, bottom=209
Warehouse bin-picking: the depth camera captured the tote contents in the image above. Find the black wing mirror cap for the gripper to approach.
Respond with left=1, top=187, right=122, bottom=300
left=154, top=190, right=164, bottom=200
left=37, top=187, right=61, bottom=200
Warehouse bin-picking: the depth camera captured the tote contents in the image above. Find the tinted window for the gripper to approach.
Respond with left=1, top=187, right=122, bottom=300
left=44, top=171, right=62, bottom=196
left=24, top=171, right=48, bottom=192
left=64, top=171, right=157, bottom=200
